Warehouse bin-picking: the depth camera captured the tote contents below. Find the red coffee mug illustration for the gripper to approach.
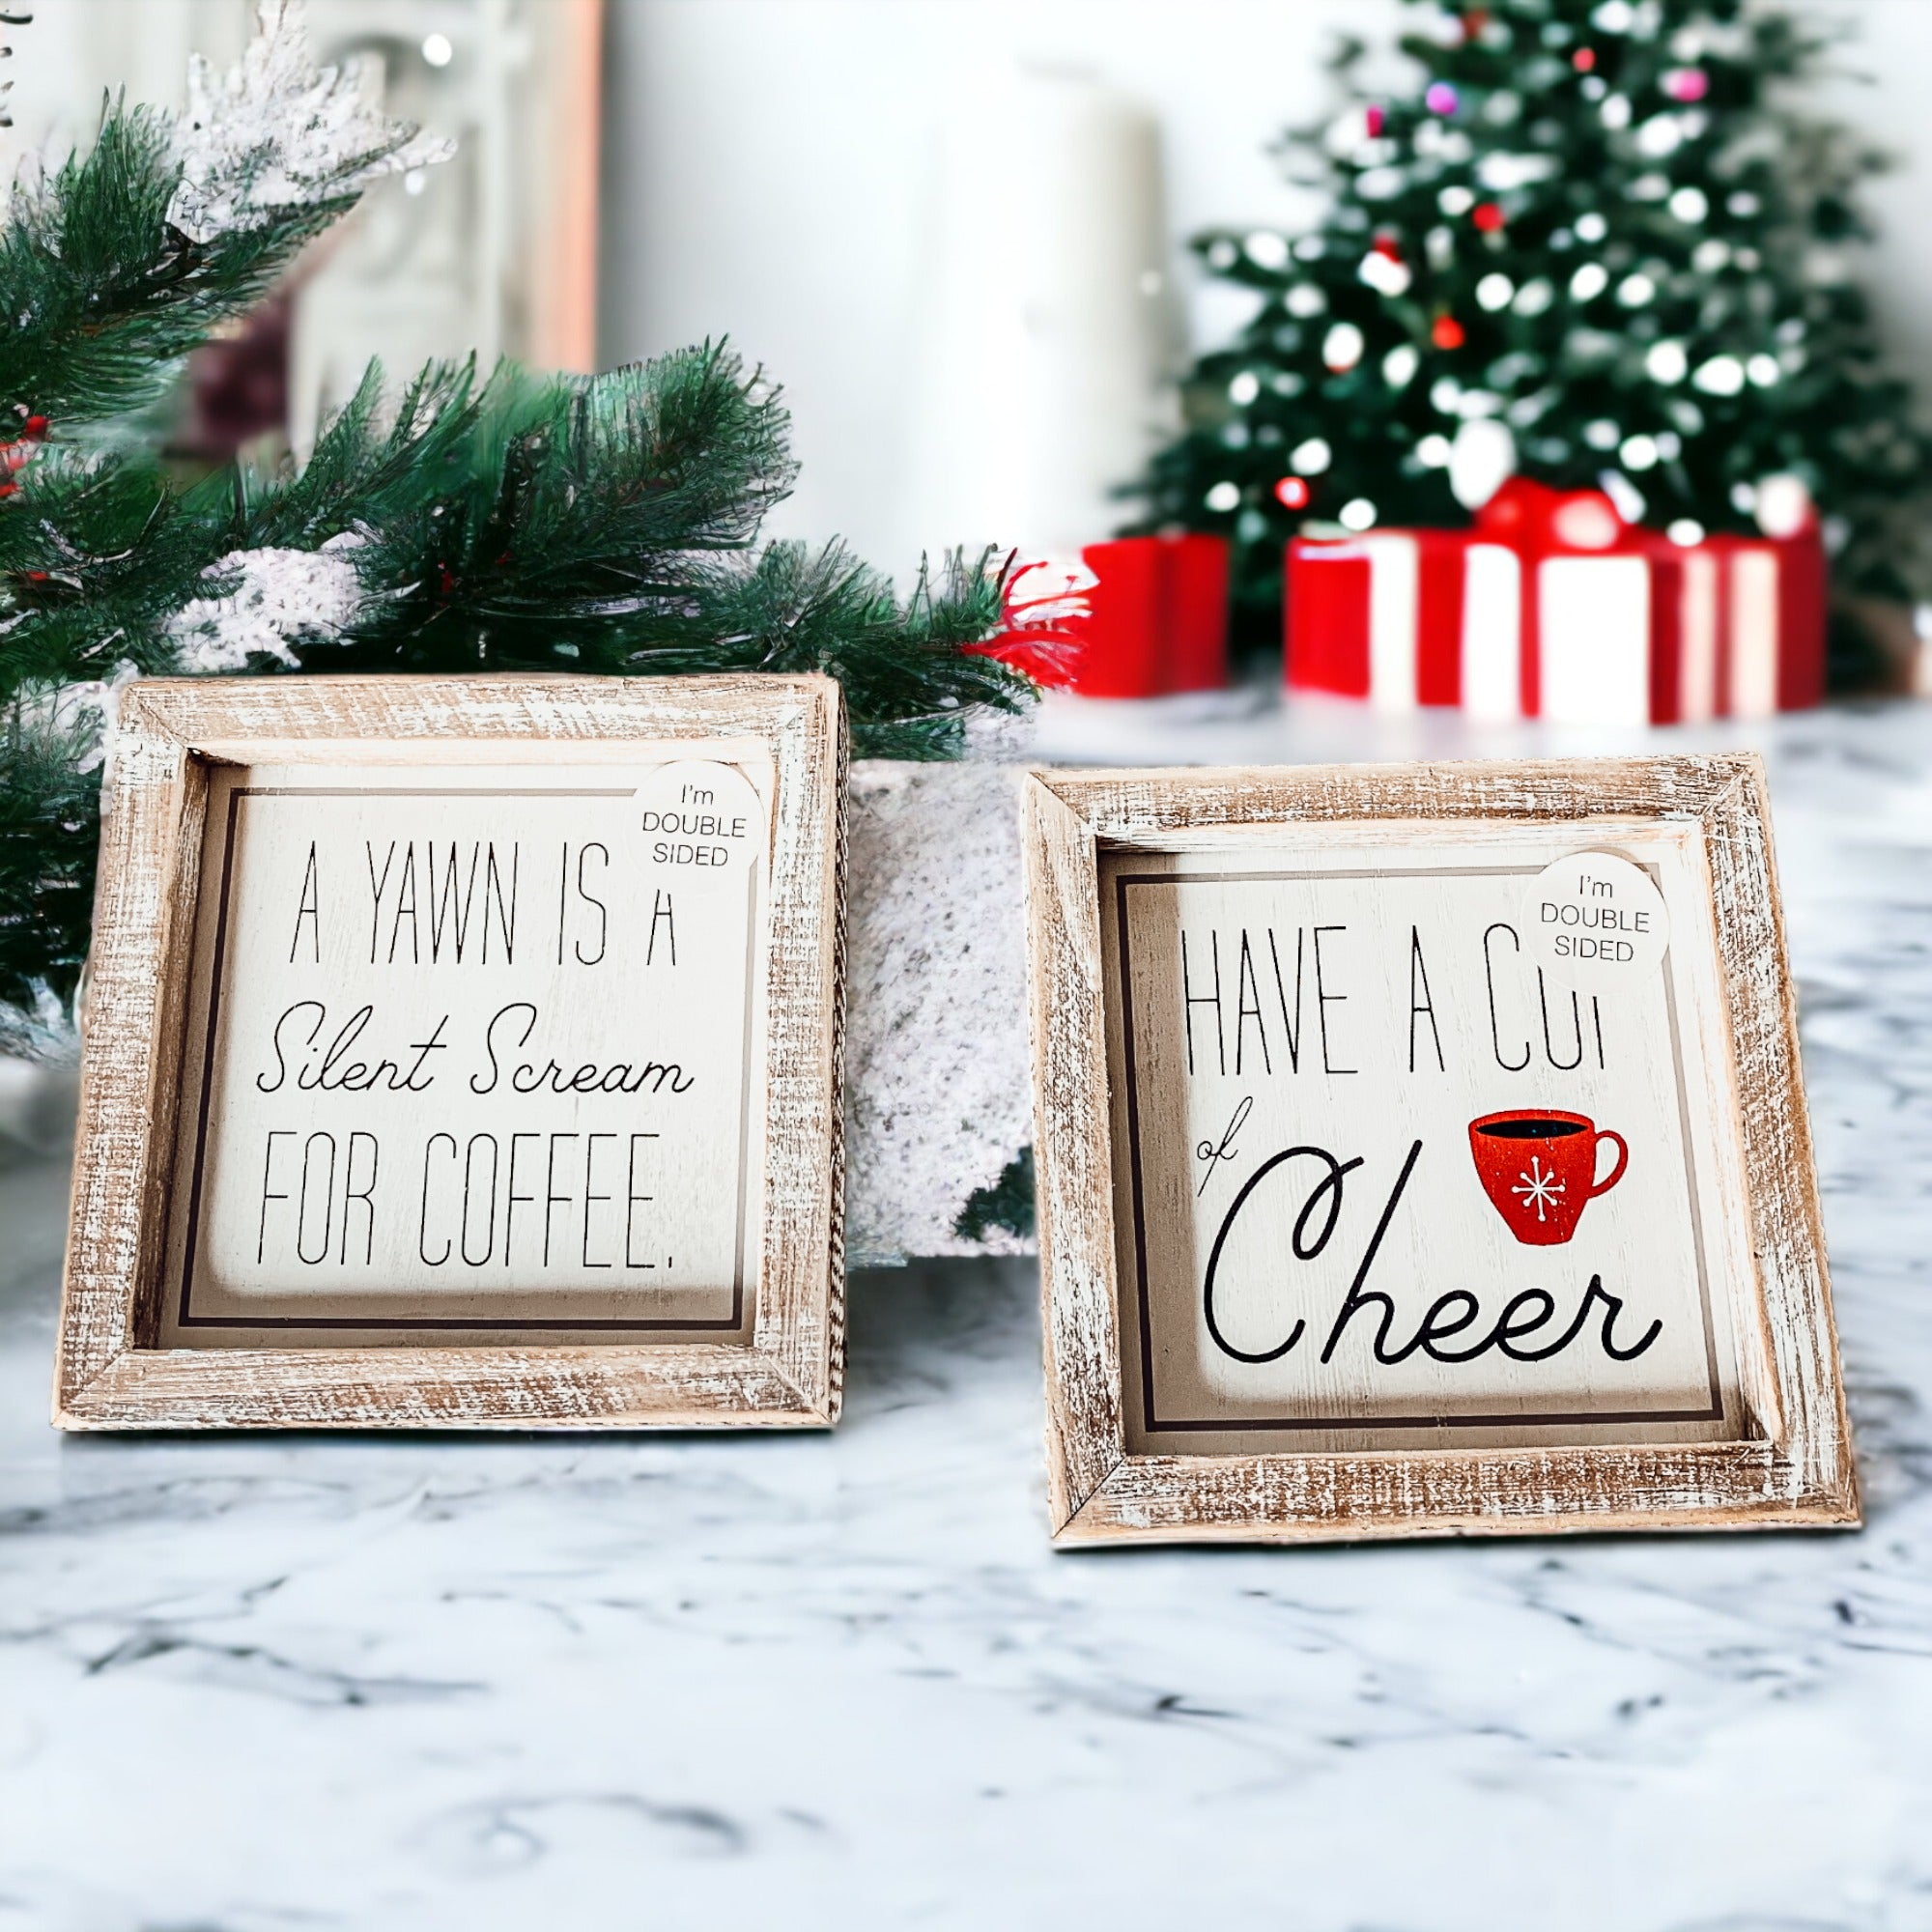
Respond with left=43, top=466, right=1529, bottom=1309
left=1467, top=1109, right=1629, bottom=1246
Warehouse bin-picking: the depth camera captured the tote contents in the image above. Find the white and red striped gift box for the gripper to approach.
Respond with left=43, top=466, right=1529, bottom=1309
left=1286, top=482, right=1825, bottom=724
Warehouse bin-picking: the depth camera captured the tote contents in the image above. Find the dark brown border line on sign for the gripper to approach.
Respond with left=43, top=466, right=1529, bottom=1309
left=1109, top=862, right=1727, bottom=1435
left=176, top=781, right=755, bottom=1334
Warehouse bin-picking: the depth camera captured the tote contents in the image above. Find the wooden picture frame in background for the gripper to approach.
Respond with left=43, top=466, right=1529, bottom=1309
left=1023, top=756, right=1857, bottom=1545
left=55, top=674, right=846, bottom=1431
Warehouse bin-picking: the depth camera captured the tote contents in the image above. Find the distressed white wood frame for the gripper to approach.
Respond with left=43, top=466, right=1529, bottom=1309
left=1022, top=755, right=1859, bottom=1545
left=55, top=674, right=846, bottom=1431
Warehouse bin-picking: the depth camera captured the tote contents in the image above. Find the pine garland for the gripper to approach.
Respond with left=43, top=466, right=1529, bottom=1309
left=0, top=688, right=99, bottom=1057
left=954, top=1148, right=1037, bottom=1245
left=0, top=6, right=1034, bottom=1054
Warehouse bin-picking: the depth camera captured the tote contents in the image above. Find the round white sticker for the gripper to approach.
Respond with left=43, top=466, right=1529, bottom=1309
left=1524, top=851, right=1670, bottom=986
left=635, top=759, right=766, bottom=882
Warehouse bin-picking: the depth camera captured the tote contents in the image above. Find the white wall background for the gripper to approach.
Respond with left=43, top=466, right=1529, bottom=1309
left=598, top=0, right=1932, bottom=575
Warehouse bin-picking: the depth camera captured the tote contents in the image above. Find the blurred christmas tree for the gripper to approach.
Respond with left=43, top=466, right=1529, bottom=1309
left=1127, top=0, right=1929, bottom=679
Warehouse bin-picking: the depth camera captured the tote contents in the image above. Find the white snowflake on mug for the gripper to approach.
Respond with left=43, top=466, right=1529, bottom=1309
left=1511, top=1158, right=1566, bottom=1222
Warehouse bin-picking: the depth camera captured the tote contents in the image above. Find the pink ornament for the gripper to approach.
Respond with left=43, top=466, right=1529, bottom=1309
left=1365, top=103, right=1385, bottom=136
left=1664, top=67, right=1709, bottom=102
left=1425, top=81, right=1460, bottom=116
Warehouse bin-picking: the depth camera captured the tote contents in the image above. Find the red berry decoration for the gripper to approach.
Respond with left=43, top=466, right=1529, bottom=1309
left=1432, top=313, right=1466, bottom=350
left=1573, top=46, right=1596, bottom=71
left=0, top=410, right=50, bottom=494
left=1372, top=231, right=1404, bottom=260
left=1274, top=475, right=1312, bottom=510
left=1472, top=201, right=1506, bottom=233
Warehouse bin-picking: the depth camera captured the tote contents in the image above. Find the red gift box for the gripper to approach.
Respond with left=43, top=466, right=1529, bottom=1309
left=1286, top=479, right=1825, bottom=723
left=991, top=534, right=1230, bottom=697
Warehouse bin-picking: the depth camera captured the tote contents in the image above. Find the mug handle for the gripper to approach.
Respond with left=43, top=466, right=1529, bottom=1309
left=1589, top=1128, right=1630, bottom=1197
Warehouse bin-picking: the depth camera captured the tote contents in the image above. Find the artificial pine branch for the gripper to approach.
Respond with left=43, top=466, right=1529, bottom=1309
left=689, top=540, right=1023, bottom=759
left=0, top=3, right=1035, bottom=1050
left=0, top=345, right=1028, bottom=735
left=309, top=349, right=799, bottom=665
left=0, top=348, right=1033, bottom=1031
left=4, top=0, right=444, bottom=439
left=3, top=106, right=334, bottom=433
left=0, top=692, right=100, bottom=1052
left=954, top=1147, right=1037, bottom=1244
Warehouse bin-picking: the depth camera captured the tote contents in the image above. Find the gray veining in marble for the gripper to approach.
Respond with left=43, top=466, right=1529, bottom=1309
left=3, top=698, right=1929, bottom=1931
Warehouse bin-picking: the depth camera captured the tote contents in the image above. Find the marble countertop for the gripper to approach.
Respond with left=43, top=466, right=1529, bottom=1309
left=4, top=696, right=1930, bottom=1931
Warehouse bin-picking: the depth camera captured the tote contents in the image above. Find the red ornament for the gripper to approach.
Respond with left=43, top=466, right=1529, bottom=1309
left=1472, top=201, right=1506, bottom=234
left=1573, top=46, right=1596, bottom=71
left=1475, top=475, right=1545, bottom=539
left=1365, top=103, right=1385, bottom=137
left=1431, top=313, right=1466, bottom=350
left=1274, top=475, right=1312, bottom=510
left=1372, top=231, right=1404, bottom=260
left=21, top=415, right=48, bottom=439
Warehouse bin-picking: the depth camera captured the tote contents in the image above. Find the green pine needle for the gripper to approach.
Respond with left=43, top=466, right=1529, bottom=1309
left=0, top=692, right=102, bottom=1037
left=3, top=101, right=342, bottom=433
left=953, top=1147, right=1037, bottom=1244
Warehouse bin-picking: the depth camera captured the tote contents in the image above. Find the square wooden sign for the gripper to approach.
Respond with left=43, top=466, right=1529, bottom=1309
left=1023, top=756, right=1857, bottom=1544
left=55, top=674, right=846, bottom=1430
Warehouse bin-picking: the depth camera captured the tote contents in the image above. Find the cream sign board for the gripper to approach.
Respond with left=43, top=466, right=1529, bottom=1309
left=1024, top=757, right=1857, bottom=1545
left=1100, top=832, right=1738, bottom=1456
left=160, top=755, right=770, bottom=1344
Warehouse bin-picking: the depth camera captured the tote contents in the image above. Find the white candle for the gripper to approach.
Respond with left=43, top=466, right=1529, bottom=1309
left=907, top=66, right=1179, bottom=559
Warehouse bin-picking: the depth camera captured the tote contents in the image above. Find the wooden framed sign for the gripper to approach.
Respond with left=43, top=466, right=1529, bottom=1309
left=55, top=674, right=846, bottom=1430
left=1023, top=756, right=1857, bottom=1545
